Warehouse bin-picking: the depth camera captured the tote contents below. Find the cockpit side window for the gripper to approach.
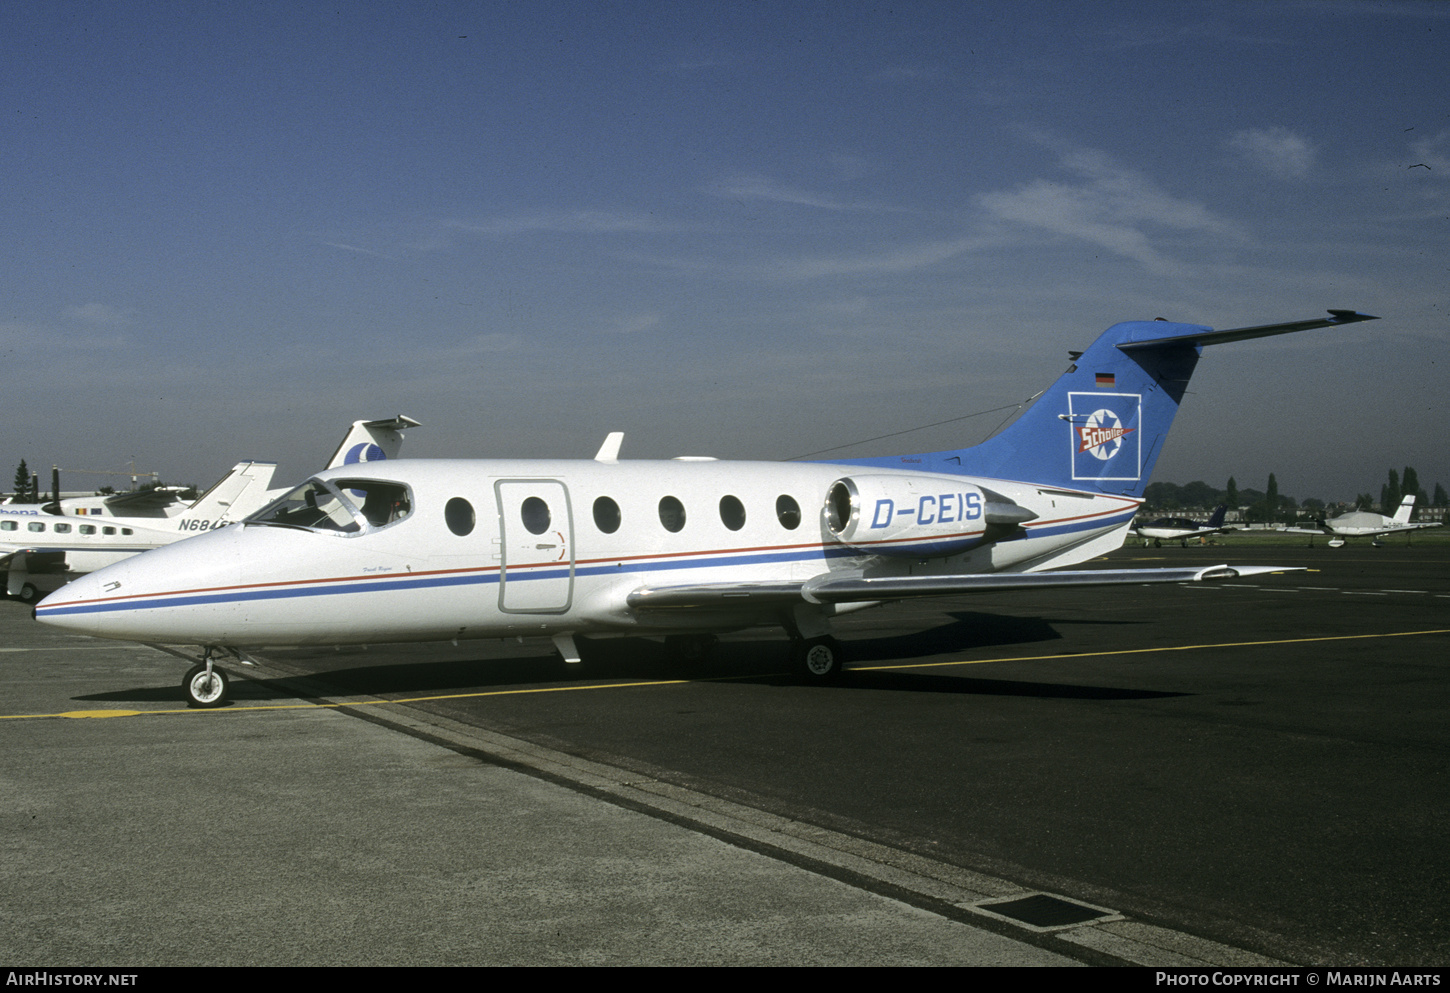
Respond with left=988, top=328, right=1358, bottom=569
left=246, top=478, right=412, bottom=535
left=336, top=480, right=412, bottom=528
left=248, top=480, right=363, bottom=534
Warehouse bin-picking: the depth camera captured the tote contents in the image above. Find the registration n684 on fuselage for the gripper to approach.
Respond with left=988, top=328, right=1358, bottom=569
left=34, top=311, right=1375, bottom=707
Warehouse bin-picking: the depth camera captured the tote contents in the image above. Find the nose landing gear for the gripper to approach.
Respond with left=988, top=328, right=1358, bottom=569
left=145, top=644, right=244, bottom=708
left=182, top=658, right=230, bottom=708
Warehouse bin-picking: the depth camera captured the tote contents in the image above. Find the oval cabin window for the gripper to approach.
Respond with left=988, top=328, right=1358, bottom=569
left=658, top=496, right=686, bottom=533
left=719, top=495, right=746, bottom=531
left=593, top=496, right=621, bottom=534
left=776, top=495, right=802, bottom=530
left=520, top=496, right=551, bottom=535
left=445, top=497, right=475, bottom=536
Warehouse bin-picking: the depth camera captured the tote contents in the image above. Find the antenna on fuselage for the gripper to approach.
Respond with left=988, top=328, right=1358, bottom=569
left=594, top=432, right=624, bottom=463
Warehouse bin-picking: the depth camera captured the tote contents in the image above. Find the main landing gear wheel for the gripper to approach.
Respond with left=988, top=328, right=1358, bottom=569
left=183, top=664, right=230, bottom=708
left=792, top=636, right=844, bottom=681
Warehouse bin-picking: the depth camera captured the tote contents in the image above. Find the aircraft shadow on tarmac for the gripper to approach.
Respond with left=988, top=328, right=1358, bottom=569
left=71, top=610, right=1176, bottom=706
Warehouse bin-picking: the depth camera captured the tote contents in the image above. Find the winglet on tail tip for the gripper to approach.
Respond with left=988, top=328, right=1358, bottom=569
left=360, top=415, right=422, bottom=431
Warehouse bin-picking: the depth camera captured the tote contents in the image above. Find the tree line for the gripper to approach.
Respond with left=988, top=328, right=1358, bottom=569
left=10, top=459, right=39, bottom=502
left=7, top=459, right=154, bottom=504
left=1144, top=467, right=1447, bottom=523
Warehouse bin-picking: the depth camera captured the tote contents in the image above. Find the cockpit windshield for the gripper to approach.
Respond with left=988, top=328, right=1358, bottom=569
left=246, top=478, right=412, bottom=535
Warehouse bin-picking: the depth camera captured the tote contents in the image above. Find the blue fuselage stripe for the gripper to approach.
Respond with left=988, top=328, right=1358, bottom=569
left=37, top=513, right=1133, bottom=618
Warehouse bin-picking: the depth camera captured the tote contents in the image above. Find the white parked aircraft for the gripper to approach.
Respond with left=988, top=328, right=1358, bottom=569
left=35, top=312, right=1375, bottom=707
left=3, top=416, right=418, bottom=602
left=1277, top=495, right=1440, bottom=547
left=3, top=462, right=274, bottom=602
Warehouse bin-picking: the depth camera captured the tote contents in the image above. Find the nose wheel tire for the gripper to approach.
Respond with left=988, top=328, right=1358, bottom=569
left=183, top=664, right=230, bottom=708
left=792, top=636, right=844, bottom=681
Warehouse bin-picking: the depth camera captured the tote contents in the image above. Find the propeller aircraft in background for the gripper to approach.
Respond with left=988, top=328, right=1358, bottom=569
left=3, top=417, right=417, bottom=602
left=1277, top=495, right=1440, bottom=547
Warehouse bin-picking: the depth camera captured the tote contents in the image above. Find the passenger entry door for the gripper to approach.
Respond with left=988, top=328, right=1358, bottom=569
left=494, top=479, right=574, bottom=613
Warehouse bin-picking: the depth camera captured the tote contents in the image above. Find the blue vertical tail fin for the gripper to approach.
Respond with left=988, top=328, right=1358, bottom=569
left=839, top=311, right=1376, bottom=498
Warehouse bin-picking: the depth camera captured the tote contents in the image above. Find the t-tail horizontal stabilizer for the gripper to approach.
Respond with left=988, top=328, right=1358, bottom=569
left=324, top=415, right=421, bottom=469
left=1116, top=309, right=1377, bottom=351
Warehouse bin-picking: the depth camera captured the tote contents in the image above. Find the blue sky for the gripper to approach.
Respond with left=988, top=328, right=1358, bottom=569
left=4, top=0, right=1446, bottom=504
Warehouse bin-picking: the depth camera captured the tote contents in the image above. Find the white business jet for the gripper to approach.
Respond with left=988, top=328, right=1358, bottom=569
left=1277, top=495, right=1440, bottom=547
left=3, top=416, right=417, bottom=602
left=35, top=312, right=1375, bottom=707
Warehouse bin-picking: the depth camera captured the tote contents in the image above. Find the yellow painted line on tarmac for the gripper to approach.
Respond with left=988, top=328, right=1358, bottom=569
left=8, top=626, right=1448, bottom=720
left=0, top=677, right=694, bottom=721
left=57, top=710, right=145, bottom=718
left=0, top=646, right=139, bottom=652
left=852, top=627, right=1450, bottom=673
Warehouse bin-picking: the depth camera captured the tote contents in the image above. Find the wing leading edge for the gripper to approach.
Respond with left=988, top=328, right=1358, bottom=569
left=626, top=564, right=1302, bottom=610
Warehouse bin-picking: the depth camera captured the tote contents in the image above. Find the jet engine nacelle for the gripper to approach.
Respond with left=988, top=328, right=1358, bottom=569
left=823, top=475, right=989, bottom=558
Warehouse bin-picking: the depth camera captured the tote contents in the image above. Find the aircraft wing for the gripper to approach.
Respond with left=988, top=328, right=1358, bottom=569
left=1277, top=523, right=1439, bottom=537
left=0, top=548, right=67, bottom=572
left=1367, top=522, right=1442, bottom=535
left=94, top=487, right=192, bottom=512
left=626, top=564, right=1302, bottom=610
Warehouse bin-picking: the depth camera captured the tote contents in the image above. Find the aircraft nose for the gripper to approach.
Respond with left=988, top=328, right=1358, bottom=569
left=33, top=568, right=128, bottom=636
left=33, top=526, right=247, bottom=642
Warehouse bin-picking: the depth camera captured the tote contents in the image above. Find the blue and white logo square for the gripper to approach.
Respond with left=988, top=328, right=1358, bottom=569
left=1069, top=392, right=1141, bottom=482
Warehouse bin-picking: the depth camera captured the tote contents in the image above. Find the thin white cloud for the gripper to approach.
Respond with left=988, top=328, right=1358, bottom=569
left=1100, top=17, right=1279, bottom=51
left=453, top=332, right=521, bottom=354
left=4, top=318, right=130, bottom=358
left=978, top=143, right=1245, bottom=275
left=63, top=303, right=133, bottom=325
left=610, top=312, right=663, bottom=335
left=709, top=174, right=858, bottom=211
left=623, top=234, right=995, bottom=282
left=769, top=236, right=994, bottom=280
left=447, top=211, right=670, bottom=237
left=1228, top=127, right=1317, bottom=177
left=321, top=240, right=395, bottom=259
left=709, top=173, right=909, bottom=214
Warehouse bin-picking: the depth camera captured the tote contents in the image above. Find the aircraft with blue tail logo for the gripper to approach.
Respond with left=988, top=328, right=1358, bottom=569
left=33, top=311, right=1375, bottom=708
